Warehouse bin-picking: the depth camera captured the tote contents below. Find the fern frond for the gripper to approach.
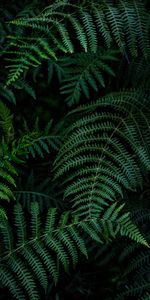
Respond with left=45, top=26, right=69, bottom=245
left=0, top=157, right=17, bottom=202
left=54, top=89, right=150, bottom=218
left=118, top=0, right=137, bottom=57
left=80, top=11, right=97, bottom=53
left=47, top=58, right=65, bottom=83
left=5, top=36, right=58, bottom=86
left=14, top=122, right=61, bottom=159
left=132, top=0, right=150, bottom=58
left=116, top=280, right=150, bottom=299
left=115, top=207, right=150, bottom=299
left=0, top=202, right=148, bottom=299
left=68, top=15, right=88, bottom=52
left=92, top=5, right=112, bottom=48
left=105, top=2, right=124, bottom=52
left=0, top=83, right=16, bottom=104
left=60, top=48, right=118, bottom=106
left=0, top=206, right=7, bottom=220
left=0, top=101, right=14, bottom=142
left=0, top=203, right=86, bottom=297
left=4, top=0, right=149, bottom=85
left=0, top=268, right=25, bottom=300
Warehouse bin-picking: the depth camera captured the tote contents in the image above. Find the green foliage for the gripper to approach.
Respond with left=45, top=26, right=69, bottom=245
left=114, top=208, right=150, bottom=299
left=3, top=0, right=150, bottom=86
left=54, top=89, right=150, bottom=217
left=60, top=48, right=119, bottom=106
left=0, top=206, right=7, bottom=219
left=0, top=102, right=61, bottom=215
left=0, top=0, right=150, bottom=299
left=0, top=101, right=14, bottom=142
left=14, top=120, right=61, bottom=159
left=0, top=102, right=17, bottom=216
left=0, top=83, right=16, bottom=104
left=0, top=202, right=148, bottom=299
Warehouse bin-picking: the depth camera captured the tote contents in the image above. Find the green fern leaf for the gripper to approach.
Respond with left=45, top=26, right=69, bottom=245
left=1, top=201, right=148, bottom=299
left=54, top=90, right=150, bottom=218
left=81, top=11, right=97, bottom=53
left=60, top=48, right=118, bottom=106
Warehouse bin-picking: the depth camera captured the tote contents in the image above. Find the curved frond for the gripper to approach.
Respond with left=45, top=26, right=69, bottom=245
left=4, top=0, right=150, bottom=85
left=0, top=202, right=148, bottom=299
left=54, top=90, right=150, bottom=218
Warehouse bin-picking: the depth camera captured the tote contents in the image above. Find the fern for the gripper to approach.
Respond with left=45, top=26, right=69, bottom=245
left=116, top=280, right=150, bottom=299
left=118, top=0, right=138, bottom=57
left=0, top=82, right=16, bottom=104
left=0, top=140, right=18, bottom=212
left=13, top=120, right=61, bottom=159
left=0, top=103, right=17, bottom=215
left=0, top=101, right=14, bottom=142
left=0, top=206, right=7, bottom=219
left=0, top=104, right=61, bottom=217
left=0, top=1, right=150, bottom=299
left=105, top=2, right=125, bottom=53
left=0, top=156, right=17, bottom=201
left=47, top=58, right=65, bottom=83
left=131, top=0, right=149, bottom=58
left=54, top=89, right=150, bottom=218
left=0, top=202, right=148, bottom=299
left=4, top=0, right=150, bottom=85
left=5, top=37, right=57, bottom=86
left=115, top=208, right=150, bottom=299
left=60, top=48, right=118, bottom=106
left=92, top=5, right=112, bottom=48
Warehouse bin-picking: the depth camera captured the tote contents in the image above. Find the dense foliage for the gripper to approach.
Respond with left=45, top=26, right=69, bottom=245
left=0, top=0, right=150, bottom=299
